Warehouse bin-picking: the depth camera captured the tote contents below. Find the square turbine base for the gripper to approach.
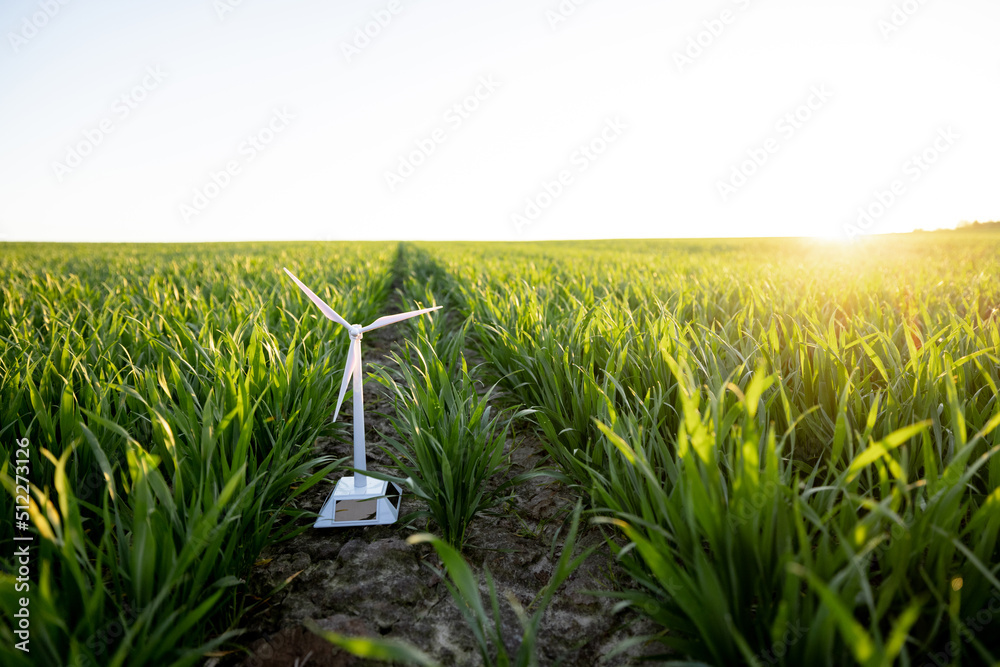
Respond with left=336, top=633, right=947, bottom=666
left=315, top=476, right=402, bottom=528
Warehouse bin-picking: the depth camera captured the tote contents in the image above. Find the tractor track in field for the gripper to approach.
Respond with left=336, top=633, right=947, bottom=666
left=214, top=271, right=663, bottom=667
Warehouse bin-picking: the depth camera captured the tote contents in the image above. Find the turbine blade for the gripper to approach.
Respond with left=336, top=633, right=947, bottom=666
left=362, top=306, right=442, bottom=333
left=332, top=340, right=357, bottom=422
left=283, top=268, right=351, bottom=330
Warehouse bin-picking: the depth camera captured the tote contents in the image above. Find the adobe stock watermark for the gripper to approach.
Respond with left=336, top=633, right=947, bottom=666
left=384, top=75, right=501, bottom=192
left=919, top=584, right=1000, bottom=667
left=843, top=126, right=958, bottom=240
left=51, top=66, right=168, bottom=184
left=511, top=116, right=627, bottom=233
left=716, top=84, right=833, bottom=202
left=7, top=0, right=73, bottom=54
left=11, top=436, right=33, bottom=653
left=877, top=0, right=931, bottom=40
left=545, top=0, right=594, bottom=30
left=68, top=603, right=148, bottom=667
left=673, top=0, right=754, bottom=73
left=178, top=107, right=295, bottom=225
left=757, top=619, right=806, bottom=665
left=213, top=0, right=248, bottom=21
left=340, top=0, right=404, bottom=63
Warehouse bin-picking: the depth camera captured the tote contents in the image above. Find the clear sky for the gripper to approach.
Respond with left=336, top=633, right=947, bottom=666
left=0, top=0, right=997, bottom=242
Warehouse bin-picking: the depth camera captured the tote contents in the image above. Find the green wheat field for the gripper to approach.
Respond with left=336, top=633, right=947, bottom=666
left=2, top=235, right=999, bottom=666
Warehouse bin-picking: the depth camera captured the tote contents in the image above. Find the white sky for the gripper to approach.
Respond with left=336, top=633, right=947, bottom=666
left=0, top=0, right=997, bottom=242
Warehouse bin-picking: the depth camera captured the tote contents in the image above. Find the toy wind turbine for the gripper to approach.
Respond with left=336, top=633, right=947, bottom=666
left=283, top=268, right=441, bottom=528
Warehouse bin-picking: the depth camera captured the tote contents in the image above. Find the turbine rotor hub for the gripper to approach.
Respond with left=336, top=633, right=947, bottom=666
left=349, top=325, right=363, bottom=340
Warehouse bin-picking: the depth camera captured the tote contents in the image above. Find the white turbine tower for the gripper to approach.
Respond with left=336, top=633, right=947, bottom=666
left=283, top=267, right=442, bottom=527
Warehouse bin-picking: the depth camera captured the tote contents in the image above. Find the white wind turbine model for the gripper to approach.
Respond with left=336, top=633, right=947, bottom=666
left=283, top=267, right=442, bottom=528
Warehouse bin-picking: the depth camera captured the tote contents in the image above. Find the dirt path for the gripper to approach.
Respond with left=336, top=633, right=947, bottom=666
left=215, top=274, right=662, bottom=666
